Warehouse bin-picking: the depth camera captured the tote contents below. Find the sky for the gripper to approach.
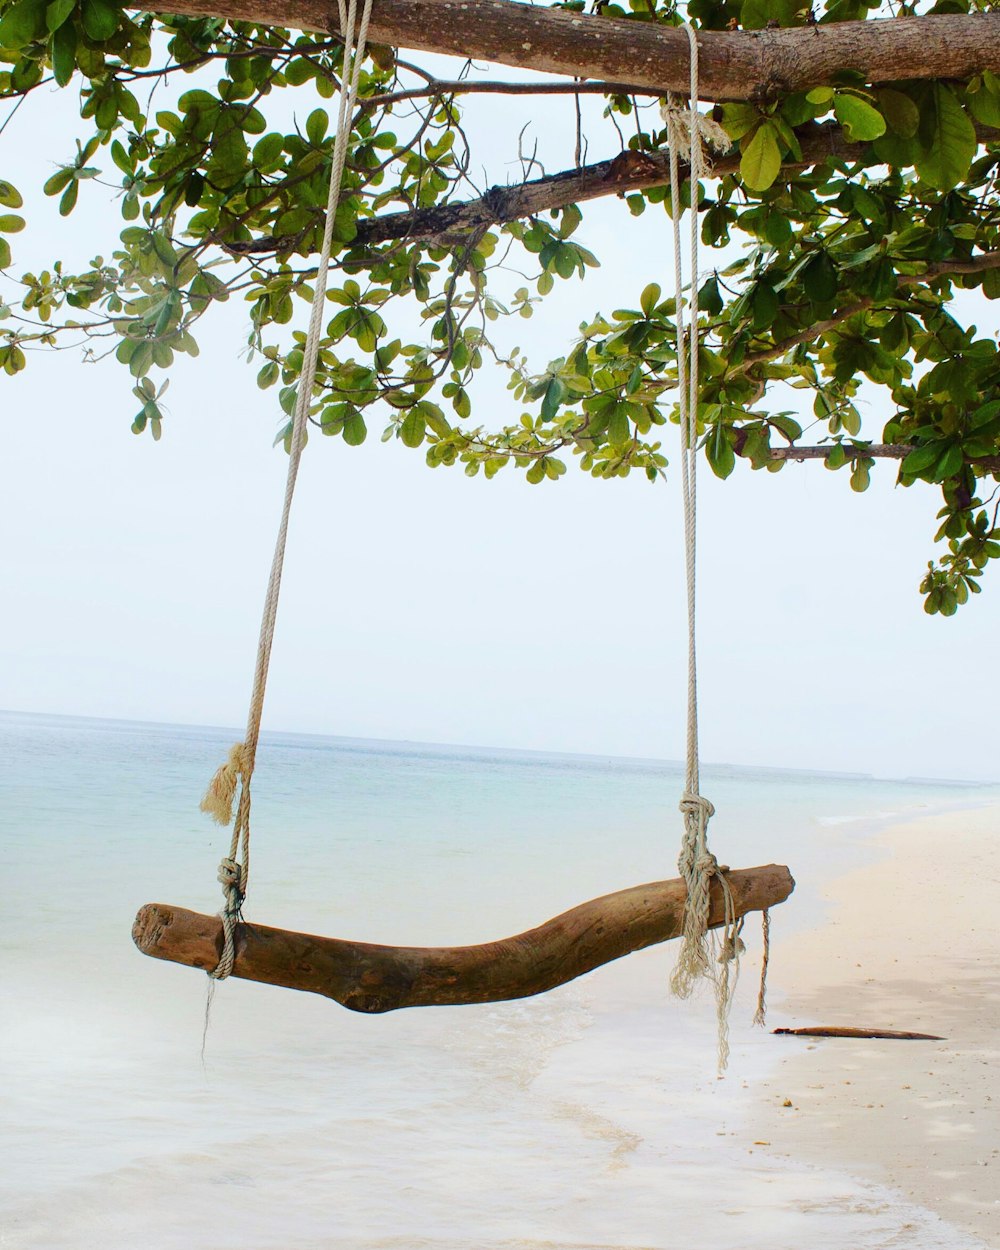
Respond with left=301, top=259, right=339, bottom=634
left=1, top=53, right=998, bottom=782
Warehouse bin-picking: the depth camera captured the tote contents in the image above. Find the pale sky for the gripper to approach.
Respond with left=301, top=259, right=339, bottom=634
left=2, top=57, right=997, bottom=781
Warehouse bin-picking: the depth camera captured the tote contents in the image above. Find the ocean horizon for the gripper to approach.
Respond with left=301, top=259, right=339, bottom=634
left=5, top=704, right=996, bottom=785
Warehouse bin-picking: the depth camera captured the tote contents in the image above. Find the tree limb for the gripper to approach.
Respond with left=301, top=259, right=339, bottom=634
left=767, top=444, right=1000, bottom=473
left=224, top=119, right=870, bottom=255
left=132, top=862, right=794, bottom=1012
left=136, top=2, right=1000, bottom=101
left=360, top=77, right=662, bottom=109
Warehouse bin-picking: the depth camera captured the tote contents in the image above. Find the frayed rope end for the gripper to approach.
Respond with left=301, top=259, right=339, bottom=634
left=200, top=741, right=251, bottom=825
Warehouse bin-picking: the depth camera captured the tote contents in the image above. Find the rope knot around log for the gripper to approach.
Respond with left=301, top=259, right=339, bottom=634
left=694, top=850, right=720, bottom=877
left=217, top=857, right=243, bottom=896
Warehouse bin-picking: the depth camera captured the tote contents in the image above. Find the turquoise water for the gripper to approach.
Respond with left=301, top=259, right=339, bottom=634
left=1, top=710, right=995, bottom=1249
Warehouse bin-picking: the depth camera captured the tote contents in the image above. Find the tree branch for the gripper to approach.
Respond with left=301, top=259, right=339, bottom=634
left=137, top=2, right=1000, bottom=101
left=767, top=444, right=1000, bottom=473
left=360, top=77, right=661, bottom=109
left=224, top=119, right=869, bottom=255
left=132, top=863, right=794, bottom=1011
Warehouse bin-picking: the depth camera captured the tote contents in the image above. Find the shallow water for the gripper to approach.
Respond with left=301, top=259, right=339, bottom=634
left=1, top=711, right=995, bottom=1249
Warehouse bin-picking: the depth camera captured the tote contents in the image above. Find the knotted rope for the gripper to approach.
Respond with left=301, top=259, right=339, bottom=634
left=661, top=26, right=759, bottom=1070
left=200, top=0, right=376, bottom=980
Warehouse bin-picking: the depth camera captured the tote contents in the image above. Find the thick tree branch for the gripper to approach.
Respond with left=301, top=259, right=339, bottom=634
left=771, top=443, right=909, bottom=462
left=132, top=863, right=794, bottom=1011
left=225, top=119, right=870, bottom=255
left=768, top=444, right=1000, bottom=473
left=140, top=2, right=1000, bottom=101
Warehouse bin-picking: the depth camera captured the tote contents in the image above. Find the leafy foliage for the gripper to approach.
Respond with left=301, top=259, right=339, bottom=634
left=2, top=0, right=1000, bottom=611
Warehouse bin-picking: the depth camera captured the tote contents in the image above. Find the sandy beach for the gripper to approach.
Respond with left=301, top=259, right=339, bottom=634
left=752, top=803, right=1000, bottom=1247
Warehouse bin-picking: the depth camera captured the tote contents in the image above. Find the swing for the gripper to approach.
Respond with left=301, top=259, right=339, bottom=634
left=131, top=9, right=793, bottom=1050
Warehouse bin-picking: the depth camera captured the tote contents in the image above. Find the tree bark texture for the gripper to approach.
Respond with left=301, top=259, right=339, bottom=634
left=135, top=1, right=1000, bottom=101
left=132, top=862, right=794, bottom=1012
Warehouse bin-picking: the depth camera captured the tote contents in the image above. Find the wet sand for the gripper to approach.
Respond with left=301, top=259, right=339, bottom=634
left=751, top=804, right=1000, bottom=1247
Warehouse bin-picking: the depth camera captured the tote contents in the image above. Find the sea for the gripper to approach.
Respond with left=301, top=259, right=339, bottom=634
left=1, top=709, right=996, bottom=1250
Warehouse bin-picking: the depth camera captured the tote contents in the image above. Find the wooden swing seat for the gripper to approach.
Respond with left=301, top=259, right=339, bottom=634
left=132, top=863, right=793, bottom=1012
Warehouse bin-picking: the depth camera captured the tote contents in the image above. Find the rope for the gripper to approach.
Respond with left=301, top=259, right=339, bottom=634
left=200, top=0, right=376, bottom=980
left=753, top=908, right=770, bottom=1027
left=662, top=26, right=744, bottom=1069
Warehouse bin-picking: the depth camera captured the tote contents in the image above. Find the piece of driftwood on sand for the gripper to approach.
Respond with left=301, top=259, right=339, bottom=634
left=774, top=1026, right=945, bottom=1040
left=133, top=863, right=794, bottom=1013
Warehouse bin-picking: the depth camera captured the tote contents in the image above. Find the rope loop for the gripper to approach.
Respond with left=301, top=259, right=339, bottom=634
left=217, top=857, right=242, bottom=892
left=679, top=792, right=715, bottom=821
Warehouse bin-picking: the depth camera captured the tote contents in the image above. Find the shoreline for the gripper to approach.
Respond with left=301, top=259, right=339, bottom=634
left=748, top=802, right=1000, bottom=1247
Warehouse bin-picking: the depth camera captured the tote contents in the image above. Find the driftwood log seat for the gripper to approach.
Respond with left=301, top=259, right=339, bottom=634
left=133, top=862, right=793, bottom=1013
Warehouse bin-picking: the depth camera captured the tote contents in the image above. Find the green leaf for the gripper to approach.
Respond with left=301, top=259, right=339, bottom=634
left=833, top=93, right=886, bottom=142
left=253, top=133, right=284, bottom=170
left=916, top=82, right=977, bottom=191
left=706, top=423, right=735, bottom=479
left=558, top=203, right=582, bottom=239
left=849, top=459, right=871, bottom=492
left=50, top=19, right=76, bottom=87
left=43, top=167, right=73, bottom=196
left=81, top=0, right=117, bottom=41
left=970, top=400, right=1000, bottom=429
left=639, top=283, right=660, bottom=316
left=0, top=181, right=22, bottom=208
left=0, top=214, right=25, bottom=233
left=699, top=275, right=723, bottom=316
left=875, top=88, right=920, bottom=138
left=540, top=377, right=564, bottom=421
left=305, top=108, right=327, bottom=147
left=801, top=252, right=838, bottom=304
left=0, top=238, right=10, bottom=269
left=934, top=444, right=964, bottom=480
left=342, top=410, right=367, bottom=445
left=58, top=179, right=78, bottom=216
left=751, top=281, right=778, bottom=330
left=983, top=267, right=1000, bottom=300
left=0, top=0, right=46, bottom=47
left=872, top=129, right=920, bottom=169
left=417, top=401, right=450, bottom=438
left=740, top=123, right=781, bottom=192
left=45, top=0, right=74, bottom=30
left=720, top=103, right=759, bottom=143
left=184, top=171, right=204, bottom=206
left=967, top=79, right=1000, bottom=129
left=400, top=410, right=425, bottom=448
left=607, top=403, right=631, bottom=447
left=901, top=443, right=943, bottom=476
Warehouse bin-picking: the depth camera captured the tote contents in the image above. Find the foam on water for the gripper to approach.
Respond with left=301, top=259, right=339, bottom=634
left=1, top=711, right=996, bottom=1249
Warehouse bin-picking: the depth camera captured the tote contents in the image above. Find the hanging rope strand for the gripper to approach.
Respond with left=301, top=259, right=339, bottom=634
left=663, top=25, right=742, bottom=1069
left=201, top=0, right=376, bottom=981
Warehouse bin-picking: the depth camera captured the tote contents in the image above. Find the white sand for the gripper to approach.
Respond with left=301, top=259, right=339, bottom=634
left=751, top=803, right=1000, bottom=1247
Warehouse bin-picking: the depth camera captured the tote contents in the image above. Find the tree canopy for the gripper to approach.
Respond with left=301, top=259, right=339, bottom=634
left=3, top=0, right=1000, bottom=614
